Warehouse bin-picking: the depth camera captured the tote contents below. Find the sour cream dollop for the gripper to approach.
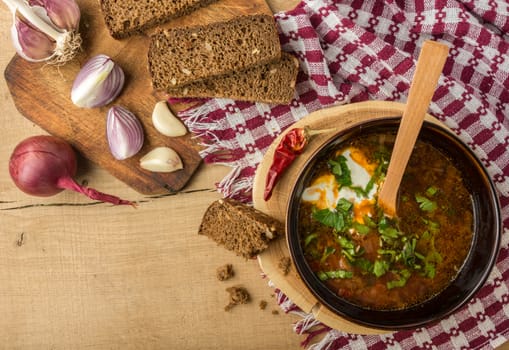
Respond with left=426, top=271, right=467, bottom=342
left=301, top=147, right=379, bottom=223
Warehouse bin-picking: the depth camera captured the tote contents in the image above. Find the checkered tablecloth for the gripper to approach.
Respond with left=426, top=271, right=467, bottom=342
left=176, top=0, right=509, bottom=348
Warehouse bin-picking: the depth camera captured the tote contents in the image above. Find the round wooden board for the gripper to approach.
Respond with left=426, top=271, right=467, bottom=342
left=253, top=100, right=441, bottom=334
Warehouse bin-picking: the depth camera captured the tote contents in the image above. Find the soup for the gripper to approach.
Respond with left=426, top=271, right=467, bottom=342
left=298, top=132, right=473, bottom=310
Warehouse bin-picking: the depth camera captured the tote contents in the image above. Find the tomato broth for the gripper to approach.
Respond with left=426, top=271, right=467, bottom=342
left=298, top=133, right=474, bottom=310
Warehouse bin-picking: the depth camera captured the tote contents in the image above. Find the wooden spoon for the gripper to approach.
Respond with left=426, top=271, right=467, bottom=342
left=378, top=40, right=449, bottom=217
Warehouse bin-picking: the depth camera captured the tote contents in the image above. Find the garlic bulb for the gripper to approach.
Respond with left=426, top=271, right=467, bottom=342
left=140, top=147, right=183, bottom=173
left=3, top=0, right=82, bottom=64
left=71, top=54, right=125, bottom=108
left=106, top=106, right=144, bottom=160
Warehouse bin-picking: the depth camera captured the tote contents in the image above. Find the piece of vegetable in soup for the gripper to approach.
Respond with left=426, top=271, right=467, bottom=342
left=298, top=133, right=473, bottom=310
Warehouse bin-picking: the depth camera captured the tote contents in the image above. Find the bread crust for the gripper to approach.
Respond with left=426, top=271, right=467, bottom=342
left=165, top=53, right=300, bottom=104
left=100, top=0, right=219, bottom=39
left=198, top=199, right=284, bottom=259
left=148, top=15, right=281, bottom=88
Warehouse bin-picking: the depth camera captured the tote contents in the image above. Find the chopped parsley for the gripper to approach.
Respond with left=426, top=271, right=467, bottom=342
left=320, top=246, right=336, bottom=264
left=373, top=260, right=390, bottom=277
left=304, top=233, right=318, bottom=247
left=415, top=194, right=437, bottom=212
left=312, top=198, right=353, bottom=233
left=328, top=155, right=352, bottom=186
left=317, top=269, right=353, bottom=281
left=387, top=269, right=412, bottom=289
left=426, top=186, right=439, bottom=197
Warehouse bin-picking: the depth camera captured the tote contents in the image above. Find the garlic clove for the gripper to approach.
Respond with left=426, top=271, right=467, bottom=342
left=152, top=101, right=188, bottom=137
left=71, top=54, right=125, bottom=108
left=12, top=17, right=55, bottom=62
left=140, top=147, right=183, bottom=173
left=106, top=106, right=144, bottom=160
left=28, top=0, right=81, bottom=31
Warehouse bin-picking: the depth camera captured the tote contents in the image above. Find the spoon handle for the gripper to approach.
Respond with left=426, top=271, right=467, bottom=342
left=379, top=41, right=449, bottom=217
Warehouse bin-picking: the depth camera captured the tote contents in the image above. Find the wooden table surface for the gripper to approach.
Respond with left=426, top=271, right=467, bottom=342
left=0, top=1, right=307, bottom=349
left=1, top=1, right=507, bottom=350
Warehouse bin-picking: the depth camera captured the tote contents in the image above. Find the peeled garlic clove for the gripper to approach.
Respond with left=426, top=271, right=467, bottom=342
left=140, top=147, right=183, bottom=173
left=71, top=54, right=125, bottom=108
left=152, top=101, right=187, bottom=137
left=107, top=106, right=144, bottom=160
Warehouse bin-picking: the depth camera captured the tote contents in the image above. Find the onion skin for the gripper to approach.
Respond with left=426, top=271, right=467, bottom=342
left=9, top=135, right=134, bottom=206
left=9, top=135, right=76, bottom=196
left=71, top=55, right=125, bottom=108
left=107, top=105, right=144, bottom=160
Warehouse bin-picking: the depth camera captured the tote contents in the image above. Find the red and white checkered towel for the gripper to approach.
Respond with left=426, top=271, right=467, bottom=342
left=177, top=0, right=509, bottom=348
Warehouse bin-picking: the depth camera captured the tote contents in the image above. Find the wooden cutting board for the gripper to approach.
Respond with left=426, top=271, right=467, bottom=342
left=4, top=0, right=275, bottom=195
left=253, top=101, right=441, bottom=334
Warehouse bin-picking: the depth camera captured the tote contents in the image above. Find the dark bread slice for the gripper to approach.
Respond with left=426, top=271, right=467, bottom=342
left=99, top=0, right=219, bottom=39
left=148, top=14, right=281, bottom=88
left=165, top=53, right=299, bottom=104
left=198, top=199, right=283, bottom=259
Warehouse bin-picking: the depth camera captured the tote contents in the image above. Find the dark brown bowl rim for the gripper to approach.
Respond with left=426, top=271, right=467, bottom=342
left=286, top=117, right=502, bottom=330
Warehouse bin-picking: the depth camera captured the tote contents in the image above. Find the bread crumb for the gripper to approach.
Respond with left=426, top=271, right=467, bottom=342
left=272, top=309, right=279, bottom=315
left=224, top=286, right=250, bottom=311
left=216, top=264, right=234, bottom=281
left=259, top=300, right=268, bottom=310
left=278, top=256, right=292, bottom=276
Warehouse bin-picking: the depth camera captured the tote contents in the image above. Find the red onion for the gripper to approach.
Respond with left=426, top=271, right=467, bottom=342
left=9, top=135, right=134, bottom=206
left=107, top=105, right=144, bottom=160
left=71, top=55, right=125, bottom=108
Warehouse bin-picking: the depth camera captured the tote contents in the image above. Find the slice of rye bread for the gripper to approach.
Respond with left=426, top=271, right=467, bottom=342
left=164, top=53, right=299, bottom=104
left=198, top=199, right=284, bottom=259
left=99, top=0, right=219, bottom=39
left=148, top=14, right=281, bottom=88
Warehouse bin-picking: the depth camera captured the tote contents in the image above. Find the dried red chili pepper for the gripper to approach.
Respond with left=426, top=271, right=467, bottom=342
left=263, top=127, right=311, bottom=201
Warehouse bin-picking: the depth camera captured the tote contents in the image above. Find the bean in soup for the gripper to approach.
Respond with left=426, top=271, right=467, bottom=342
left=299, top=132, right=473, bottom=310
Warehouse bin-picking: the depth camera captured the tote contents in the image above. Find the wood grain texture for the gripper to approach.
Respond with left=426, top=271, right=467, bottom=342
left=3, top=0, right=274, bottom=195
left=253, top=101, right=442, bottom=334
left=378, top=41, right=449, bottom=216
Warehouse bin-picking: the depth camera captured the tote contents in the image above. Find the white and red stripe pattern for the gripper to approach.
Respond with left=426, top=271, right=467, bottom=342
left=177, top=0, right=509, bottom=348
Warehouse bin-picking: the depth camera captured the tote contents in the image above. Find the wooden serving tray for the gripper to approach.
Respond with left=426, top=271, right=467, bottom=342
left=253, top=101, right=441, bottom=334
left=4, top=0, right=273, bottom=195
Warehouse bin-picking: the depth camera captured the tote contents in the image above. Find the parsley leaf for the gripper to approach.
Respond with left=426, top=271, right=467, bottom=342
left=312, top=199, right=353, bottom=232
left=336, top=198, right=353, bottom=212
left=313, top=208, right=345, bottom=231
left=423, top=261, right=436, bottom=278
left=320, top=247, right=336, bottom=264
left=352, top=222, right=370, bottom=235
left=336, top=235, right=364, bottom=262
left=317, top=270, right=353, bottom=281
left=328, top=155, right=352, bottom=186
left=415, top=194, right=437, bottom=212
left=363, top=215, right=377, bottom=228
left=387, top=269, right=411, bottom=289
left=400, top=238, right=418, bottom=267
left=426, top=186, right=439, bottom=197
left=353, top=258, right=374, bottom=273
left=304, top=233, right=318, bottom=247
left=373, top=260, right=390, bottom=277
